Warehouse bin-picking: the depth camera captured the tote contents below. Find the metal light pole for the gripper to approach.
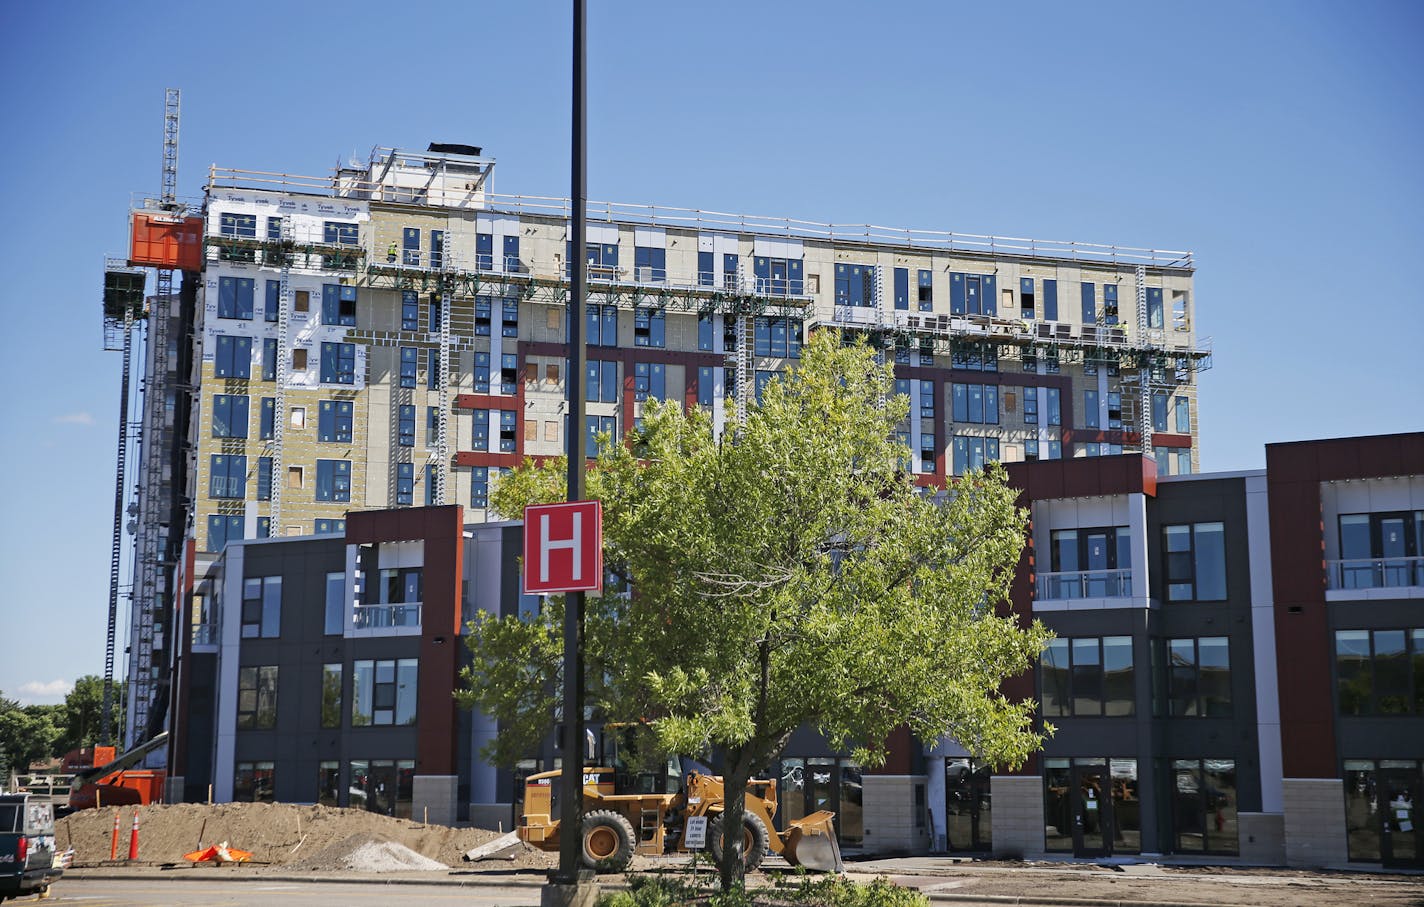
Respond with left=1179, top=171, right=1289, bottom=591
left=552, top=0, right=590, bottom=889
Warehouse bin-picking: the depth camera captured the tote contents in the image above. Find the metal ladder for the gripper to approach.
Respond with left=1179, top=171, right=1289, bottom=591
left=1135, top=265, right=1152, bottom=452
left=269, top=216, right=293, bottom=532
left=432, top=288, right=452, bottom=504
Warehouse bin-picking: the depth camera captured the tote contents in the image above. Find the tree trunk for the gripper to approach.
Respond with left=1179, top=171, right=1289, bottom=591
left=718, top=752, right=753, bottom=892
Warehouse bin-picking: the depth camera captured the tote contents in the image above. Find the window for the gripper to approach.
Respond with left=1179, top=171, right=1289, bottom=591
left=1019, top=277, right=1035, bottom=319
left=1046, top=387, right=1061, bottom=426
left=211, top=394, right=249, bottom=438
left=317, top=400, right=354, bottom=443
left=1040, top=636, right=1134, bottom=717
left=951, top=436, right=999, bottom=476
left=575, top=241, right=618, bottom=279
left=470, top=466, right=490, bottom=509
left=471, top=409, right=490, bottom=451
left=472, top=352, right=490, bottom=393
left=398, top=404, right=415, bottom=447
left=348, top=759, right=416, bottom=817
left=321, top=663, right=342, bottom=728
left=500, top=353, right=518, bottom=394
left=1171, top=759, right=1238, bottom=854
left=1336, top=511, right=1423, bottom=589
left=696, top=251, right=714, bottom=287
left=1158, top=637, right=1232, bottom=717
left=586, top=304, right=619, bottom=347
left=1083, top=390, right=1099, bottom=429
left=1154, top=446, right=1171, bottom=476
left=236, top=665, right=278, bottom=729
left=315, top=459, right=352, bottom=502
left=1103, top=283, right=1119, bottom=325
left=1164, top=522, right=1227, bottom=601
left=950, top=272, right=996, bottom=315
left=754, top=256, right=802, bottom=296
left=428, top=348, right=442, bottom=390
left=233, top=762, right=274, bottom=803
left=697, top=366, right=715, bottom=408
left=324, top=572, right=345, bottom=635
left=475, top=233, right=493, bottom=269
left=209, top=454, right=247, bottom=499
left=502, top=234, right=520, bottom=271
left=217, top=276, right=255, bottom=320
left=320, top=284, right=357, bottom=326
left=1041, top=278, right=1058, bottom=321
left=256, top=516, right=270, bottom=539
left=324, top=221, right=359, bottom=246
left=893, top=267, right=909, bottom=310
left=919, top=381, right=936, bottom=418
left=754, top=370, right=775, bottom=405
left=396, top=291, right=419, bottom=332
left=427, top=406, right=439, bottom=438
left=586, top=361, right=619, bottom=404
left=207, top=514, right=244, bottom=553
left=1152, top=393, right=1168, bottom=433
left=315, top=518, right=345, bottom=535
left=257, top=456, right=272, bottom=501
left=319, top=342, right=356, bottom=385
left=214, top=335, right=253, bottom=379
left=918, top=269, right=933, bottom=311
left=1047, top=440, right=1062, bottom=460
left=918, top=432, right=936, bottom=473
left=396, top=347, right=417, bottom=389
left=634, top=362, right=665, bottom=402
left=401, top=227, right=420, bottom=266
left=698, top=314, right=714, bottom=351
left=634, top=307, right=665, bottom=347
left=241, top=576, right=282, bottom=638
left=430, top=297, right=443, bottom=334
left=500, top=410, right=517, bottom=452
left=502, top=298, right=519, bottom=338
left=219, top=213, right=257, bottom=262
left=1147, top=287, right=1164, bottom=329
left=951, top=384, right=999, bottom=424
left=262, top=280, right=279, bottom=323
left=1176, top=449, right=1192, bottom=476
left=1045, top=526, right=1132, bottom=598
left=1335, top=628, right=1424, bottom=715
left=426, top=463, right=438, bottom=506
left=586, top=414, right=617, bottom=458
left=1080, top=282, right=1096, bottom=325
left=834, top=263, right=875, bottom=307
left=351, top=659, right=418, bottom=726
left=1174, top=396, right=1190, bottom=433
left=259, top=338, right=276, bottom=381
left=634, top=246, right=666, bottom=283
left=395, top=462, right=414, bottom=506
left=1024, top=438, right=1039, bottom=461
left=1023, top=387, right=1038, bottom=425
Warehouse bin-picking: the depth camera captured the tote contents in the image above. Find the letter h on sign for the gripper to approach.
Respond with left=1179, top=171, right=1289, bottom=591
left=522, top=501, right=603, bottom=594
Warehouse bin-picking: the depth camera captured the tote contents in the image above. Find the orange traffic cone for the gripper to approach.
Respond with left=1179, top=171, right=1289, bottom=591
left=110, top=810, right=121, bottom=861
left=127, top=812, right=140, bottom=861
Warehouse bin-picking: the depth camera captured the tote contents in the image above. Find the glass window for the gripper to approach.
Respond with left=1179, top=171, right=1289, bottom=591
left=1041, top=639, right=1070, bottom=717
left=1046, top=387, right=1061, bottom=426
left=319, top=342, right=356, bottom=385
left=1164, top=522, right=1227, bottom=602
left=233, top=761, right=275, bottom=802
left=1172, top=758, right=1238, bottom=854
left=214, top=335, right=253, bottom=379
left=321, top=663, right=342, bottom=728
left=324, top=572, right=345, bottom=635
left=1343, top=760, right=1380, bottom=862
left=236, top=665, right=278, bottom=730
left=211, top=394, right=249, bottom=439
left=209, top=454, right=247, bottom=500
left=1083, top=391, right=1099, bottom=429
left=1174, top=396, right=1190, bottom=433
left=317, top=399, right=354, bottom=443
left=315, top=459, right=352, bottom=502
left=241, top=576, right=281, bottom=638
left=217, top=276, right=255, bottom=320
left=320, top=284, right=357, bottom=326
left=318, top=761, right=340, bottom=808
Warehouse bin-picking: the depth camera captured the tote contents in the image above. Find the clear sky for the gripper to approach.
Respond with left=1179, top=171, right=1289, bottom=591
left=1, top=1, right=1420, bottom=705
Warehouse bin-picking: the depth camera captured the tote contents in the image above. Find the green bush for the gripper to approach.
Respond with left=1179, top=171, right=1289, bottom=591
left=778, top=874, right=928, bottom=907
left=598, top=874, right=697, bottom=907
left=597, top=871, right=928, bottom=907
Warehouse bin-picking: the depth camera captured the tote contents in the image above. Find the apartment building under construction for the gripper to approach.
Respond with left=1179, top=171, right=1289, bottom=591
left=111, top=140, right=1210, bottom=753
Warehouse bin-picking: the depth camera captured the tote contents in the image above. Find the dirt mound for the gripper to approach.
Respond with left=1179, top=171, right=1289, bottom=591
left=56, top=802, right=534, bottom=869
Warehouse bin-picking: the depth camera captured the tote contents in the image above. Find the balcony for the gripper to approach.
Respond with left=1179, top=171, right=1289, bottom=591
left=1327, top=557, right=1424, bottom=592
left=1036, top=569, right=1135, bottom=602
left=353, top=602, right=422, bottom=631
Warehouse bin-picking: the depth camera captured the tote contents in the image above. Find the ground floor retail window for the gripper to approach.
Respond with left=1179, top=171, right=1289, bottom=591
left=777, top=757, right=863, bottom=847
left=1044, top=758, right=1140, bottom=856
left=1344, top=759, right=1422, bottom=866
left=317, top=761, right=339, bottom=807
left=349, top=759, right=415, bottom=818
left=1169, top=758, right=1238, bottom=855
left=234, top=761, right=274, bottom=803
left=945, top=759, right=991, bottom=852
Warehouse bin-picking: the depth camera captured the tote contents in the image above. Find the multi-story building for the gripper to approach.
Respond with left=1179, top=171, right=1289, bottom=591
left=166, top=432, right=1423, bottom=870
left=123, top=141, right=1210, bottom=764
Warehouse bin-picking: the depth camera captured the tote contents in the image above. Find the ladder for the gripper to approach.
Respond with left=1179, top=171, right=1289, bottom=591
left=732, top=312, right=753, bottom=426
left=1135, top=265, right=1152, bottom=452
left=433, top=288, right=452, bottom=503
left=269, top=216, right=293, bottom=533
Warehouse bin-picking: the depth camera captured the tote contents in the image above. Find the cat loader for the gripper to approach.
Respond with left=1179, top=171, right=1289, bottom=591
left=515, top=734, right=842, bottom=874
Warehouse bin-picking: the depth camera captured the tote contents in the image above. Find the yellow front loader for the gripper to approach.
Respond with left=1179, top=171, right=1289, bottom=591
left=517, top=760, right=843, bottom=874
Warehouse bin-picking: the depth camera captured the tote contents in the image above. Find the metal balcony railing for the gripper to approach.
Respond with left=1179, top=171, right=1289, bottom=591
left=1036, top=569, right=1135, bottom=600
left=353, top=602, right=422, bottom=630
left=1328, top=557, right=1424, bottom=591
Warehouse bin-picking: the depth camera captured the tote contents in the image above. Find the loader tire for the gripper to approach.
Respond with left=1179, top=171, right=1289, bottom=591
left=579, top=809, right=636, bottom=872
left=709, top=812, right=768, bottom=872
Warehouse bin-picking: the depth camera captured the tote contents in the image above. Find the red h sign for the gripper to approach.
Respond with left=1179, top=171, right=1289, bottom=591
left=523, top=501, right=603, bottom=594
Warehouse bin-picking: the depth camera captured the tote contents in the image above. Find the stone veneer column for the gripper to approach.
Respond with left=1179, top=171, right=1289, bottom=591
left=860, top=775, right=930, bottom=855
left=990, top=776, right=1046, bottom=860
left=413, top=774, right=458, bottom=827
left=1282, top=778, right=1348, bottom=867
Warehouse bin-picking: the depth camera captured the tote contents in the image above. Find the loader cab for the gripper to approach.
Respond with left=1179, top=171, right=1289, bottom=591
left=596, top=725, right=681, bottom=796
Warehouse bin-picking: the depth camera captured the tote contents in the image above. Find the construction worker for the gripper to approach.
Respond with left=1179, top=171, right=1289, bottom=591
left=387, top=240, right=398, bottom=263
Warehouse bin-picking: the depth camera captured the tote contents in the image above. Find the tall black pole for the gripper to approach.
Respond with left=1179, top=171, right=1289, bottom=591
left=555, top=0, right=589, bottom=886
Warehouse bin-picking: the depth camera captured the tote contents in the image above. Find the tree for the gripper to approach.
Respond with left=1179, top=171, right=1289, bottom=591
left=459, top=331, right=1050, bottom=890
left=60, top=675, right=125, bottom=753
left=0, top=705, right=63, bottom=774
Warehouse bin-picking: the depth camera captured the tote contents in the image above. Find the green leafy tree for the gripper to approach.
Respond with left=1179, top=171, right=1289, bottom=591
left=0, top=705, right=64, bottom=773
left=459, top=331, right=1049, bottom=889
left=60, top=675, right=126, bottom=752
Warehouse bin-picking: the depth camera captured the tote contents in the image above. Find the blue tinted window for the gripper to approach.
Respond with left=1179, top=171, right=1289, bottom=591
left=215, top=335, right=253, bottom=379
left=257, top=456, right=272, bottom=501
left=209, top=454, right=247, bottom=499
left=317, top=400, right=353, bottom=443
left=316, top=459, right=351, bottom=502
left=398, top=404, right=415, bottom=447
left=260, top=397, right=275, bottom=440
left=401, top=291, right=419, bottom=331
left=218, top=277, right=255, bottom=320
left=212, top=394, right=249, bottom=438
left=396, top=462, right=414, bottom=506
left=400, top=347, right=417, bottom=388
left=265, top=280, right=280, bottom=322
left=207, top=514, right=244, bottom=553
left=319, top=342, right=355, bottom=385
left=321, top=284, right=357, bottom=326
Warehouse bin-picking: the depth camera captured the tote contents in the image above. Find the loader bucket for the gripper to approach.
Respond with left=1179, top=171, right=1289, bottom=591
left=782, top=810, right=843, bottom=873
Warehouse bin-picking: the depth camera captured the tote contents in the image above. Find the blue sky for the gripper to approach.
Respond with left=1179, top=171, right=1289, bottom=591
left=1, top=1, right=1420, bottom=705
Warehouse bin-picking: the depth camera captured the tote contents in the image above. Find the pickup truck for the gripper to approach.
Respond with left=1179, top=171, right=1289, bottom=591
left=0, top=794, right=62, bottom=902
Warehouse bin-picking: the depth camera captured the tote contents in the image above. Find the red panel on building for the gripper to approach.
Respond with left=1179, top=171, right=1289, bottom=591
left=129, top=213, right=204, bottom=271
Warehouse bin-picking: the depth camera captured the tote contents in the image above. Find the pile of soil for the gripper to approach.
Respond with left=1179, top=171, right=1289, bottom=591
left=56, top=802, right=552, bottom=870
